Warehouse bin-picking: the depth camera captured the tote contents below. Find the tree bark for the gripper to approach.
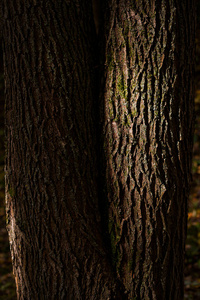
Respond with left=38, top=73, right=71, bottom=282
left=2, top=1, right=121, bottom=299
left=100, top=0, right=195, bottom=299
left=2, top=0, right=195, bottom=299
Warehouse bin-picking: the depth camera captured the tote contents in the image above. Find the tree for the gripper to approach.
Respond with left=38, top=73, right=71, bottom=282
left=2, top=0, right=195, bottom=299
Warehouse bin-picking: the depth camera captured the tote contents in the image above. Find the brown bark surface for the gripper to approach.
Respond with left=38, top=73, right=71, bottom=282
left=2, top=0, right=195, bottom=299
left=2, top=1, right=121, bottom=299
left=100, top=0, right=195, bottom=299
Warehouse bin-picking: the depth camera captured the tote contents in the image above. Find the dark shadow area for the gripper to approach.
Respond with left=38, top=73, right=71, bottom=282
left=184, top=3, right=200, bottom=299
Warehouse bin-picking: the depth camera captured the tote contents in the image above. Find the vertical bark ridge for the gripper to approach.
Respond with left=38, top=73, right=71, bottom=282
left=101, top=0, right=195, bottom=298
left=3, top=1, right=120, bottom=299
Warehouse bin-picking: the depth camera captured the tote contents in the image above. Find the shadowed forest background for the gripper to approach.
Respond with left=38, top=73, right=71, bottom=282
left=0, top=3, right=200, bottom=300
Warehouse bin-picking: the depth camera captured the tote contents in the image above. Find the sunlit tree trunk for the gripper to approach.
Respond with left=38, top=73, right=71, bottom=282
left=100, top=0, right=195, bottom=299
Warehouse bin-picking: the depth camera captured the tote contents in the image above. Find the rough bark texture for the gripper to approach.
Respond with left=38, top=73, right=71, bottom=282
left=100, top=0, right=195, bottom=299
left=2, top=0, right=195, bottom=299
left=2, top=1, right=121, bottom=299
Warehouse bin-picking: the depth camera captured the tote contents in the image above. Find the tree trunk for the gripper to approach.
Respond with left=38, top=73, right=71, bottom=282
left=100, top=0, right=195, bottom=299
left=2, top=1, right=122, bottom=299
left=2, top=0, right=195, bottom=299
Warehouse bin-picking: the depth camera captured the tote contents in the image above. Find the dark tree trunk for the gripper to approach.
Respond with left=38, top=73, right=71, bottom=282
left=2, top=0, right=195, bottom=299
left=100, top=0, right=195, bottom=299
left=2, top=1, right=121, bottom=299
